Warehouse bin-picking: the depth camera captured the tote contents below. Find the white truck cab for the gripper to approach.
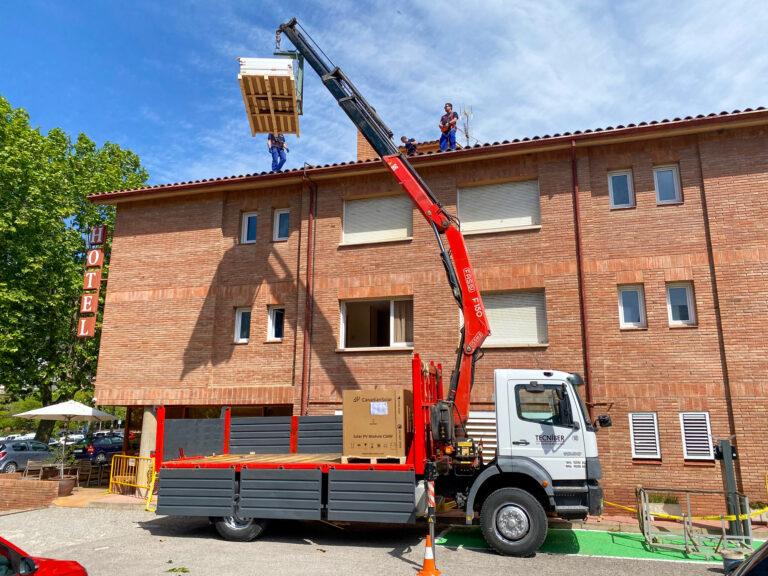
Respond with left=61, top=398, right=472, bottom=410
left=463, top=369, right=611, bottom=556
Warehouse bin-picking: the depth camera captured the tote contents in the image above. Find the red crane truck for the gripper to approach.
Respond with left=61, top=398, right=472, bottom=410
left=152, top=18, right=612, bottom=557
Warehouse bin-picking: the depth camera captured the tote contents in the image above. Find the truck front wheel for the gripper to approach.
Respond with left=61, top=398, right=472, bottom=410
left=479, top=488, right=547, bottom=556
left=213, top=514, right=270, bottom=542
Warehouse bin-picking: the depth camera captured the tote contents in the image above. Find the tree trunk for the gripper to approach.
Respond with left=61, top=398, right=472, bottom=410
left=34, top=382, right=55, bottom=443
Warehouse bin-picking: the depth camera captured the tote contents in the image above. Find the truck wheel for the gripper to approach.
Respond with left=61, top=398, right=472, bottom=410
left=480, top=488, right=547, bottom=556
left=213, top=514, right=269, bottom=542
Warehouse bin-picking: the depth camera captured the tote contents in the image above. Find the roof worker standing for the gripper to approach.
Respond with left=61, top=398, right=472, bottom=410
left=268, top=132, right=289, bottom=172
left=401, top=136, right=418, bottom=156
left=439, top=103, right=458, bottom=151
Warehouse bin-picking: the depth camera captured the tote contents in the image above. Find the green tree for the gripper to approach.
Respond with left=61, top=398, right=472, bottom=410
left=0, top=95, right=148, bottom=441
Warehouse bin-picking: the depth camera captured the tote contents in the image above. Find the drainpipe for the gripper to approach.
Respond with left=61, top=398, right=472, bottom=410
left=571, top=140, right=593, bottom=417
left=299, top=171, right=318, bottom=415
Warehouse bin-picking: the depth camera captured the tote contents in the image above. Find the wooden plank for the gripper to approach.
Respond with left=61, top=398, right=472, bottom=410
left=238, top=77, right=257, bottom=137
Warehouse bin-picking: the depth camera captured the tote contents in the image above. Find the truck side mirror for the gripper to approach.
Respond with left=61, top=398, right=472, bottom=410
left=594, top=414, right=612, bottom=428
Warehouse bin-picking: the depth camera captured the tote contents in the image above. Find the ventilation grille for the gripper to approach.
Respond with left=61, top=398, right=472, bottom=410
left=679, top=412, right=714, bottom=460
left=628, top=412, right=660, bottom=459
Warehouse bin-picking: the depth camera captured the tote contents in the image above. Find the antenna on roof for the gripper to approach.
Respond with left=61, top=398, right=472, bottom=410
left=459, top=105, right=473, bottom=148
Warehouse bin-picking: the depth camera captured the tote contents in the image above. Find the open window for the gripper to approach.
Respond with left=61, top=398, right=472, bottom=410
left=340, top=298, right=413, bottom=349
left=268, top=306, right=285, bottom=341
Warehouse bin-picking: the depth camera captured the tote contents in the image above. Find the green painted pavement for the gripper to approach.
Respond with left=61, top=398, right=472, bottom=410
left=435, top=527, right=762, bottom=563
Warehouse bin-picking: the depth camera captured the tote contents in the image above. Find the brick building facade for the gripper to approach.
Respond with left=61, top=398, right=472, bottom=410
left=90, top=108, right=768, bottom=505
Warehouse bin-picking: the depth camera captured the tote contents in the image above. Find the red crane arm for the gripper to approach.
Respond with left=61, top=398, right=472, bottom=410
left=383, top=154, right=491, bottom=422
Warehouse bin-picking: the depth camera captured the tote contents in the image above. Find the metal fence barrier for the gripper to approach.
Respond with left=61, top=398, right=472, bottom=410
left=108, top=455, right=155, bottom=509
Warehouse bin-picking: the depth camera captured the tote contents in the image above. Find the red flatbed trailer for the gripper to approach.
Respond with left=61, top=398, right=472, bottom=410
left=156, top=355, right=440, bottom=476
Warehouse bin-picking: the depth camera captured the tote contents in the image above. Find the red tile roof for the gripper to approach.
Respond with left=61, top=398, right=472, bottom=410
left=89, top=107, right=767, bottom=202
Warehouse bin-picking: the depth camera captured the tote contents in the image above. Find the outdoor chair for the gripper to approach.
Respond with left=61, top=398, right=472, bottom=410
left=74, top=460, right=93, bottom=488
left=22, top=460, right=45, bottom=480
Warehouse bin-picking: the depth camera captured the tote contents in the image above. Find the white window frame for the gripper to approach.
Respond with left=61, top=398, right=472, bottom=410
left=457, top=180, right=541, bottom=235
left=234, top=308, right=251, bottom=343
left=273, top=208, right=290, bottom=241
left=617, top=285, right=646, bottom=328
left=654, top=165, right=682, bottom=204
left=341, top=195, right=413, bottom=246
left=607, top=170, right=635, bottom=208
left=666, top=282, right=696, bottom=326
left=241, top=212, right=258, bottom=244
left=628, top=412, right=661, bottom=459
left=679, top=412, right=714, bottom=460
left=267, top=306, right=285, bottom=342
left=339, top=298, right=414, bottom=350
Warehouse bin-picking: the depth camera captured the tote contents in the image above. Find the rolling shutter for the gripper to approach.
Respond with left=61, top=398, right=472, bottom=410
left=466, top=411, right=496, bottom=464
left=628, top=412, right=660, bottom=459
left=458, top=180, right=541, bottom=233
left=343, top=194, right=413, bottom=244
left=679, top=412, right=714, bottom=460
left=483, top=291, right=548, bottom=346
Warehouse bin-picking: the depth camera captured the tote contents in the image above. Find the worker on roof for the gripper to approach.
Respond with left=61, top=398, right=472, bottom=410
left=401, top=136, right=418, bottom=156
left=267, top=132, right=289, bottom=172
left=439, top=103, right=458, bottom=151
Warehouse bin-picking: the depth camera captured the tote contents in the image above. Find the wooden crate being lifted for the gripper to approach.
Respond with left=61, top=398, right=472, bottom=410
left=238, top=57, right=301, bottom=137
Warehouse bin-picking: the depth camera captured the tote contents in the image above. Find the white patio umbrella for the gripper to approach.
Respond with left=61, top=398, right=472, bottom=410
left=15, top=400, right=117, bottom=477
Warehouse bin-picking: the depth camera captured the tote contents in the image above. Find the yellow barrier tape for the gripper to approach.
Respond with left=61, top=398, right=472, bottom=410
left=605, top=501, right=768, bottom=522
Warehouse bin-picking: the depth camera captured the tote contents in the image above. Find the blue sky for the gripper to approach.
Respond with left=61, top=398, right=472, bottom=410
left=2, top=1, right=766, bottom=187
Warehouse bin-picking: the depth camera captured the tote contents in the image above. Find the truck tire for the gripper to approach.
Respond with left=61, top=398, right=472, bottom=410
left=479, top=487, right=547, bottom=556
left=213, top=515, right=269, bottom=542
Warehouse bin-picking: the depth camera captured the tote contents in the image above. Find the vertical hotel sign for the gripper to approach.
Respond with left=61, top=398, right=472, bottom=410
left=77, top=225, right=108, bottom=338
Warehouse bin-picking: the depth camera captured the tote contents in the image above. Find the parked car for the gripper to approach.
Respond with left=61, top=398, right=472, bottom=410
left=0, top=536, right=86, bottom=575
left=72, top=435, right=124, bottom=465
left=0, top=440, right=52, bottom=474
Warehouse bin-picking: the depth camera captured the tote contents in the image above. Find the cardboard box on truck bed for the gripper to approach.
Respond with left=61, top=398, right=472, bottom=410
left=343, top=389, right=413, bottom=458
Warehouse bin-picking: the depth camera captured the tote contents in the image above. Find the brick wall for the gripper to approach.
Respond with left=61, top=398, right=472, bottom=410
left=0, top=474, right=59, bottom=512
left=94, top=121, right=768, bottom=506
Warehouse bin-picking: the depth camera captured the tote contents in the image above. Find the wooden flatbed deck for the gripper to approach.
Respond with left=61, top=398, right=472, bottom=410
left=184, top=453, right=341, bottom=465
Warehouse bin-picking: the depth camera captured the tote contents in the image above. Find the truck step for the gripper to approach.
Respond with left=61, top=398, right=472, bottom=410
left=341, top=455, right=408, bottom=465
left=555, top=505, right=589, bottom=515
left=553, top=485, right=588, bottom=493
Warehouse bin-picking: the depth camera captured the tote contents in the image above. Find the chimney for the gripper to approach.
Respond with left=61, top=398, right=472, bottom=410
left=356, top=130, right=379, bottom=162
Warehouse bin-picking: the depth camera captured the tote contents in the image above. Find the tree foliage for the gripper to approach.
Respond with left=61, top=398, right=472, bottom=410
left=0, top=95, right=147, bottom=438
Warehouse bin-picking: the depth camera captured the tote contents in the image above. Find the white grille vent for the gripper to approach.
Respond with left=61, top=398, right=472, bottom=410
left=628, top=412, right=660, bottom=459
left=679, top=412, right=714, bottom=460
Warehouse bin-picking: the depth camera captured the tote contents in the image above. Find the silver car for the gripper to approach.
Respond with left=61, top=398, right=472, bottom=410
left=0, top=440, right=52, bottom=473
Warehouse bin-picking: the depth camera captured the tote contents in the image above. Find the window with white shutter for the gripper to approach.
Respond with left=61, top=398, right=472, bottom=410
left=342, top=194, right=413, bottom=245
left=628, top=412, right=660, bottom=459
left=482, top=291, right=548, bottom=346
left=457, top=180, right=541, bottom=233
left=679, top=412, right=714, bottom=460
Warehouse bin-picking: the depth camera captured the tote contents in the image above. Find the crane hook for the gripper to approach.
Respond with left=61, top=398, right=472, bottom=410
left=275, top=29, right=282, bottom=50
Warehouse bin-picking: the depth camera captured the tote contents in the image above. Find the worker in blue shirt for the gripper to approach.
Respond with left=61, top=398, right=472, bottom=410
left=439, top=103, right=458, bottom=151
left=267, top=133, right=289, bottom=171
left=401, top=136, right=418, bottom=155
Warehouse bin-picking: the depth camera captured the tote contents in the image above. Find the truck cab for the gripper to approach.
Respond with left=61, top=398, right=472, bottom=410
left=463, top=369, right=609, bottom=556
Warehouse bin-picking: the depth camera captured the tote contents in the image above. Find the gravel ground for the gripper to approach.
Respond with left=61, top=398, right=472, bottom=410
left=0, top=507, right=720, bottom=576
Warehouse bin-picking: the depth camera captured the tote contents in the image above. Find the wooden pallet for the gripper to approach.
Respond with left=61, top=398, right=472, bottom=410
left=341, top=455, right=408, bottom=465
left=239, top=73, right=300, bottom=137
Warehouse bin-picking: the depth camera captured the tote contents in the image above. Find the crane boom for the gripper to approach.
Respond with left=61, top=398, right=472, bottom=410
left=276, top=18, right=490, bottom=429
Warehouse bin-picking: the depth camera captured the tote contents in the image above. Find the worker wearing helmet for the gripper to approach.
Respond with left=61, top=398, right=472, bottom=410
left=267, top=133, right=289, bottom=171
left=439, top=103, right=458, bottom=151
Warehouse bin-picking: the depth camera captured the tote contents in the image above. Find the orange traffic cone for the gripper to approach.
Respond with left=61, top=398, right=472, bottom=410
left=417, top=535, right=441, bottom=576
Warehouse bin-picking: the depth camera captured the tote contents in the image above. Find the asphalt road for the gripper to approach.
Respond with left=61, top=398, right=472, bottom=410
left=0, top=508, right=719, bottom=576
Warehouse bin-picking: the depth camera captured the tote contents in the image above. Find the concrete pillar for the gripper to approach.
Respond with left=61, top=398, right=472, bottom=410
left=139, top=406, right=157, bottom=460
